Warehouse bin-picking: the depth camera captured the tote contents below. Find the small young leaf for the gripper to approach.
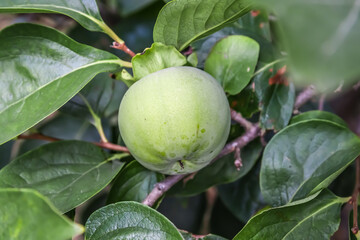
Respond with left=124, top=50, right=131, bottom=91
left=0, top=23, right=122, bottom=145
left=260, top=120, right=360, bottom=206
left=85, top=201, right=184, bottom=240
left=0, top=141, right=126, bottom=213
left=169, top=139, right=262, bottom=196
left=0, top=0, right=107, bottom=33
left=107, top=161, right=164, bottom=204
left=153, top=0, right=251, bottom=51
left=233, top=190, right=346, bottom=239
left=132, top=42, right=187, bottom=80
left=205, top=35, right=259, bottom=95
left=0, top=188, right=83, bottom=240
left=290, top=110, right=348, bottom=128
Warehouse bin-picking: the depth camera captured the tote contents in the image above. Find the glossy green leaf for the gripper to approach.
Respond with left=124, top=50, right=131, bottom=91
left=180, top=230, right=227, bottom=240
left=205, top=35, right=259, bottom=95
left=260, top=120, right=360, bottom=206
left=169, top=139, right=262, bottom=196
left=260, top=83, right=295, bottom=130
left=254, top=0, right=360, bottom=91
left=109, top=0, right=160, bottom=17
left=290, top=110, right=348, bottom=128
left=0, top=23, right=122, bottom=145
left=0, top=188, right=83, bottom=240
left=153, top=0, right=251, bottom=51
left=254, top=62, right=295, bottom=130
left=107, top=161, right=164, bottom=204
left=233, top=190, right=346, bottom=239
left=0, top=141, right=126, bottom=213
left=0, top=0, right=111, bottom=34
left=132, top=42, right=187, bottom=80
left=218, top=164, right=265, bottom=223
left=85, top=201, right=184, bottom=239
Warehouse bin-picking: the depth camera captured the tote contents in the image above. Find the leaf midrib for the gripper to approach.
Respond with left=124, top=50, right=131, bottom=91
left=281, top=200, right=341, bottom=239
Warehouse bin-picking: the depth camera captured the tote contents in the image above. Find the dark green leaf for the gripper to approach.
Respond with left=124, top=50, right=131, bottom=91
left=218, top=164, right=265, bottom=223
left=153, top=0, right=251, bottom=51
left=254, top=62, right=295, bottom=130
left=0, top=23, right=121, bottom=145
left=85, top=201, right=183, bottom=239
left=169, top=139, right=262, bottom=196
left=0, top=0, right=109, bottom=33
left=205, top=35, right=259, bottom=95
left=180, top=230, right=227, bottom=240
left=233, top=190, right=346, bottom=239
left=0, top=188, right=83, bottom=240
left=110, top=0, right=160, bottom=17
left=0, top=141, right=126, bottom=213
left=235, top=10, right=272, bottom=41
left=132, top=42, right=187, bottom=80
left=260, top=120, right=360, bottom=206
left=254, top=0, right=360, bottom=91
left=107, top=161, right=164, bottom=204
left=290, top=110, right=348, bottom=128
left=260, top=82, right=295, bottom=130
left=228, top=85, right=259, bottom=118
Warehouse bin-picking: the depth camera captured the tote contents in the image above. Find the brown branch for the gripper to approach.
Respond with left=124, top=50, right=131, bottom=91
left=111, top=42, right=136, bottom=57
left=351, top=157, right=360, bottom=235
left=212, top=123, right=261, bottom=162
left=17, top=133, right=129, bottom=153
left=142, top=175, right=186, bottom=206
left=230, top=108, right=253, bottom=130
left=293, top=85, right=316, bottom=113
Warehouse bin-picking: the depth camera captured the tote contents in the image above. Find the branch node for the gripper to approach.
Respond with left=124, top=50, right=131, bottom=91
left=234, top=147, right=242, bottom=171
left=156, top=183, right=165, bottom=191
left=111, top=41, right=136, bottom=57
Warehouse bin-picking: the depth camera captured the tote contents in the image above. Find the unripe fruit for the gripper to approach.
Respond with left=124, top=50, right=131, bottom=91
left=118, top=66, right=230, bottom=175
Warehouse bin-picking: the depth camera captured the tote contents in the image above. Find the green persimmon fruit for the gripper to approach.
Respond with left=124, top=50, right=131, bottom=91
left=118, top=66, right=230, bottom=175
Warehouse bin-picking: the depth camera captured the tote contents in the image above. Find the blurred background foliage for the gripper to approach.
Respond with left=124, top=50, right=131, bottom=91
left=1, top=0, right=360, bottom=239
